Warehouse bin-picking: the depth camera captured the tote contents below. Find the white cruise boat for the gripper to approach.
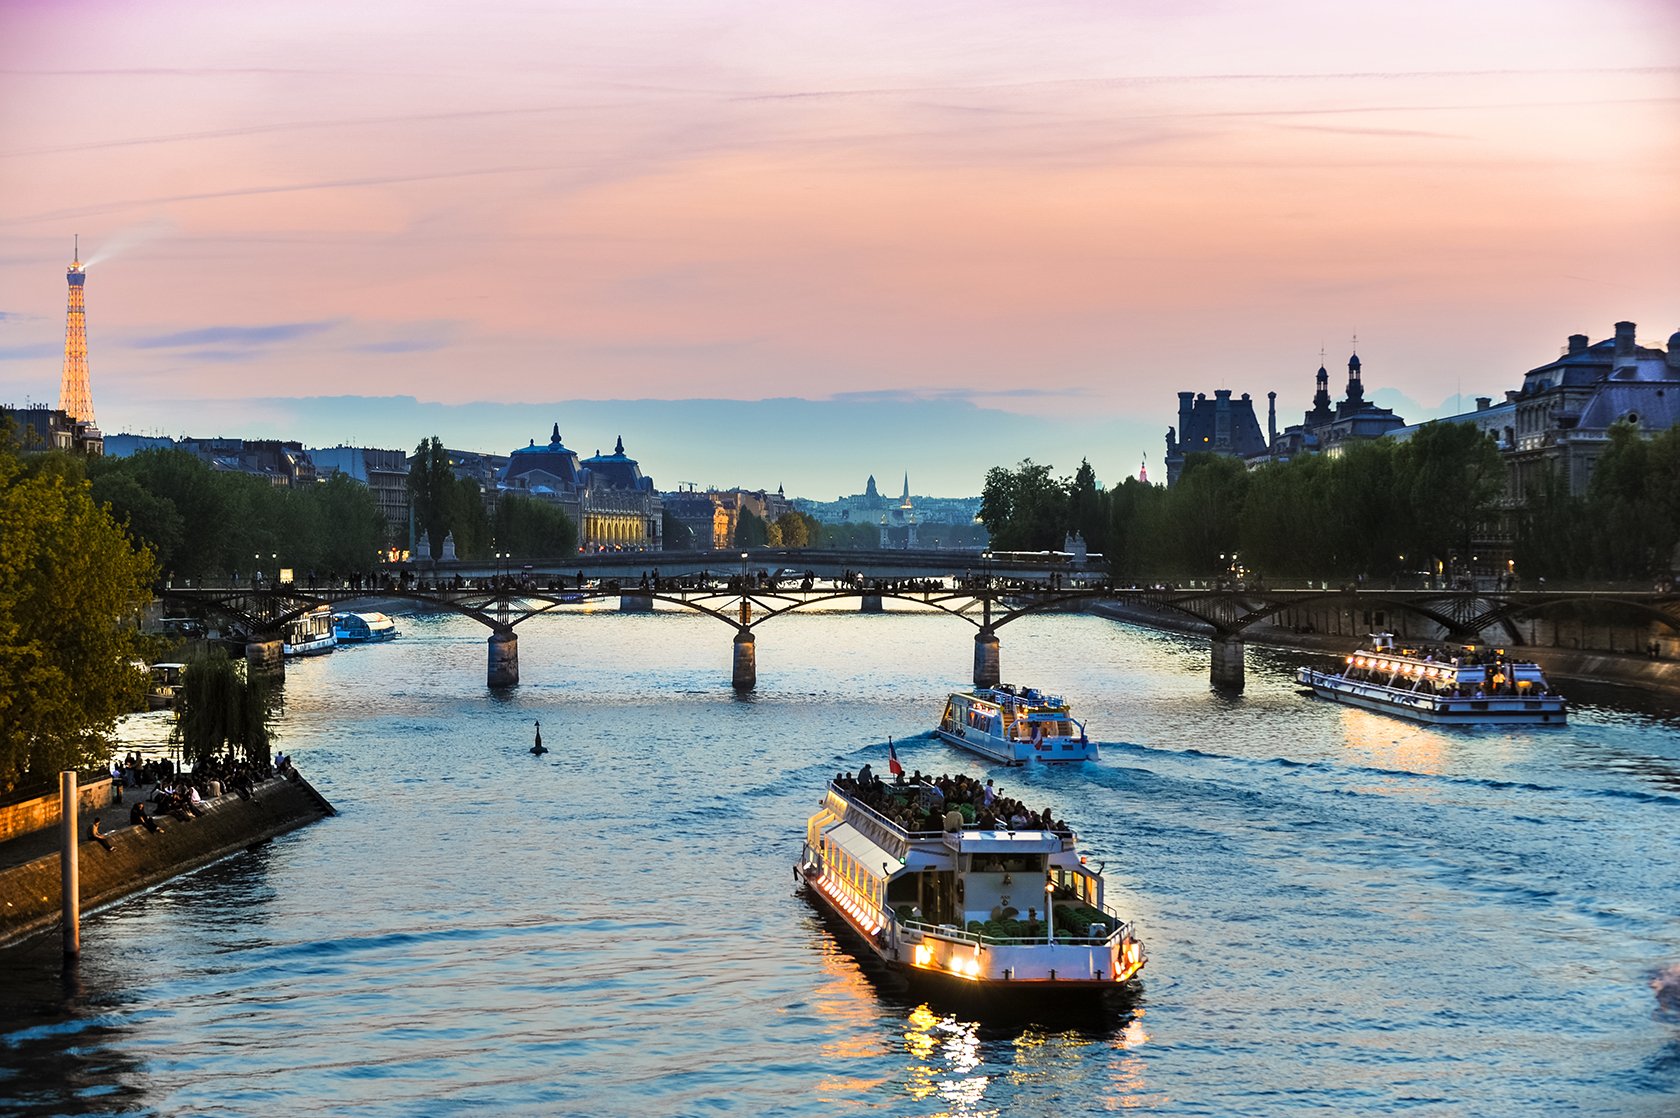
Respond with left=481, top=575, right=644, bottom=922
left=797, top=774, right=1144, bottom=1006
left=935, top=685, right=1097, bottom=765
left=282, top=605, right=337, bottom=657
left=1297, top=633, right=1566, bottom=725
left=332, top=611, right=400, bottom=643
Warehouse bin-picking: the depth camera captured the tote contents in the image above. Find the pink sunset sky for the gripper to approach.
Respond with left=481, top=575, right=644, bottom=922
left=1, top=0, right=1677, bottom=495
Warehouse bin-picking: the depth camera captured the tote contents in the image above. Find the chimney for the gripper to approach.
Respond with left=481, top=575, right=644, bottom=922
left=1176, top=391, right=1193, bottom=449
left=1213, top=389, right=1233, bottom=449
left=1567, top=333, right=1589, bottom=355
left=1267, top=391, right=1278, bottom=445
left=1476, top=397, right=1492, bottom=411
left=1614, top=321, right=1636, bottom=363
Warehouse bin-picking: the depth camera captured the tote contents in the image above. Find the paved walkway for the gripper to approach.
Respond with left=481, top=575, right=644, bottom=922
left=0, top=784, right=165, bottom=875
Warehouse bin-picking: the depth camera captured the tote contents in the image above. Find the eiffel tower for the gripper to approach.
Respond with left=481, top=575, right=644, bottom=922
left=59, top=236, right=95, bottom=425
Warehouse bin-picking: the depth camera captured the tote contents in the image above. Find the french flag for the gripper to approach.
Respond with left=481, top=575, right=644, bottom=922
left=888, top=737, right=903, bottom=776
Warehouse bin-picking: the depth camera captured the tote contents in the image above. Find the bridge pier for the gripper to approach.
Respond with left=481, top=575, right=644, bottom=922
left=487, top=629, right=519, bottom=688
left=245, top=637, right=284, bottom=679
left=973, top=629, right=1000, bottom=689
left=860, top=594, right=883, bottom=613
left=620, top=593, right=654, bottom=613
left=732, top=630, right=756, bottom=692
left=1210, top=633, right=1245, bottom=693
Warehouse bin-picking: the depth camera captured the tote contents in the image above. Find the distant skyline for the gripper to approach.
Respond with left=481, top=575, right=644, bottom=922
left=2, top=0, right=1677, bottom=495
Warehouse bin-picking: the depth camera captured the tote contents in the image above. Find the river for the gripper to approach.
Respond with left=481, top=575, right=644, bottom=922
left=2, top=605, right=1678, bottom=1116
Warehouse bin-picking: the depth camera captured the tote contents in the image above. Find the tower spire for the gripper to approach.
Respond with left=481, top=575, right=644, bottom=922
left=59, top=238, right=94, bottom=425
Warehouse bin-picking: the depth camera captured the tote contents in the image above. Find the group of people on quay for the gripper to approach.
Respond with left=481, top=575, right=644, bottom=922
left=96, top=751, right=293, bottom=844
left=833, top=765, right=1065, bottom=834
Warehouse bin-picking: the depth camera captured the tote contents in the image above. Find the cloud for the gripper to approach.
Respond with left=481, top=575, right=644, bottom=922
left=0, top=343, right=60, bottom=361
left=133, top=321, right=339, bottom=349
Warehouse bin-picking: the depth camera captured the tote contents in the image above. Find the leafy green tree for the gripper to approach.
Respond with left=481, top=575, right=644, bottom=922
left=493, top=493, right=576, bottom=558
left=303, top=471, right=387, bottom=573
left=408, top=437, right=454, bottom=559
left=1065, top=458, right=1105, bottom=554
left=451, top=477, right=492, bottom=559
left=773, top=511, right=812, bottom=548
left=735, top=508, right=769, bottom=547
left=1396, top=422, right=1504, bottom=575
left=980, top=459, right=1068, bottom=550
left=0, top=441, right=156, bottom=791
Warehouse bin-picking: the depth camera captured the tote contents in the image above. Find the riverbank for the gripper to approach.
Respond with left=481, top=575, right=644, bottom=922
left=1087, top=600, right=1680, bottom=694
left=0, top=772, right=334, bottom=950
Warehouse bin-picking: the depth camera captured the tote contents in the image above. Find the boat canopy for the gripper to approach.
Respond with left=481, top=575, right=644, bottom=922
left=822, top=821, right=946, bottom=874
left=945, top=830, right=1063, bottom=854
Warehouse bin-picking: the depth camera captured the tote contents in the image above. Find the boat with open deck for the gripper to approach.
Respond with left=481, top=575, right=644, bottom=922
left=282, top=605, right=337, bottom=657
left=332, top=611, right=400, bottom=643
left=934, top=685, right=1097, bottom=764
left=797, top=770, right=1144, bottom=1006
left=1297, top=632, right=1566, bottom=725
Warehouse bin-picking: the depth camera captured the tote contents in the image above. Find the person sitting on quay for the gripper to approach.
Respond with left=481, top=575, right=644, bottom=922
left=89, top=817, right=116, bottom=852
left=130, top=800, right=162, bottom=834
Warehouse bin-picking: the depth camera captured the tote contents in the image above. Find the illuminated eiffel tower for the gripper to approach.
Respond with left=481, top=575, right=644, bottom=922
left=58, top=235, right=95, bottom=425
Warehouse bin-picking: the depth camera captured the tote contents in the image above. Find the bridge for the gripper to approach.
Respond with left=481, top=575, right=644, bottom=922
left=154, top=559, right=1680, bottom=693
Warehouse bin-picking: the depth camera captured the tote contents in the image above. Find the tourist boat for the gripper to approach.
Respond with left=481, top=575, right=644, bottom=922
left=332, top=611, right=400, bottom=643
left=282, top=606, right=337, bottom=657
left=934, top=685, right=1098, bottom=764
left=1297, top=633, right=1566, bottom=725
left=796, top=777, right=1145, bottom=1006
left=147, top=662, right=186, bottom=710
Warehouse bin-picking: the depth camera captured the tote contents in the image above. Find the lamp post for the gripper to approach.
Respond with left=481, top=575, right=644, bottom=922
left=739, top=551, right=750, bottom=625
left=254, top=553, right=260, bottom=587
left=1045, top=878, right=1056, bottom=944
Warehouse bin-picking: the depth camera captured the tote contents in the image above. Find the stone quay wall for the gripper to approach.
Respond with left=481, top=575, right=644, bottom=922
left=0, top=777, right=115, bottom=845
left=0, top=774, right=334, bottom=950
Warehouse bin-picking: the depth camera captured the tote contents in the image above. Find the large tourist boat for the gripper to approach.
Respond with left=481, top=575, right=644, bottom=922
left=282, top=606, right=337, bottom=657
left=332, top=611, right=400, bottom=643
left=797, top=773, right=1145, bottom=1006
left=1297, top=633, right=1566, bottom=725
left=934, top=685, right=1097, bottom=764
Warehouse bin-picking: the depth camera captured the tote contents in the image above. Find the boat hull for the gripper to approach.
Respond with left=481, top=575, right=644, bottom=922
left=933, top=727, right=1098, bottom=765
left=1298, top=669, right=1567, bottom=726
left=799, top=874, right=1128, bottom=1010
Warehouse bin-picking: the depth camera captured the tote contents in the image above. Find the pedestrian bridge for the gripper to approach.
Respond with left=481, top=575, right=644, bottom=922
left=153, top=572, right=1680, bottom=693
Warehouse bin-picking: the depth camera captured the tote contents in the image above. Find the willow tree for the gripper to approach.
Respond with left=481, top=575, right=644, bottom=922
left=0, top=442, right=156, bottom=791
left=177, top=647, right=275, bottom=766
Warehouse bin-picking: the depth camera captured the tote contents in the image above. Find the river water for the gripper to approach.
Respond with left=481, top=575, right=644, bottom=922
left=2, top=605, right=1678, bottom=1116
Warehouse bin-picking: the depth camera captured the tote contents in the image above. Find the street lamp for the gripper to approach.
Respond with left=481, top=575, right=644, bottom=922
left=1045, top=878, right=1056, bottom=944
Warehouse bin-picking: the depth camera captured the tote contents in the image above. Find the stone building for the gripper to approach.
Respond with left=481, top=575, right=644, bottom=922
left=1, top=406, right=103, bottom=455
left=499, top=425, right=662, bottom=551
left=1268, top=352, right=1406, bottom=463
left=1162, top=389, right=1267, bottom=485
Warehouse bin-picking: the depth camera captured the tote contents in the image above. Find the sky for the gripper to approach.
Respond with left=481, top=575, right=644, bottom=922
left=1, top=0, right=1677, bottom=498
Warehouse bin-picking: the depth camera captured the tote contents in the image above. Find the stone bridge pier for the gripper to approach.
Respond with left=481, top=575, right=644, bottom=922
left=973, top=628, right=1001, bottom=689
left=487, top=628, right=519, bottom=688
left=245, top=635, right=285, bottom=679
left=1210, top=633, right=1245, bottom=692
left=733, top=630, right=756, bottom=691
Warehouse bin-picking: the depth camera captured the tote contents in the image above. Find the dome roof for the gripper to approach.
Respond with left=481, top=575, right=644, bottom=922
left=505, top=422, right=581, bottom=488
left=580, top=435, right=650, bottom=490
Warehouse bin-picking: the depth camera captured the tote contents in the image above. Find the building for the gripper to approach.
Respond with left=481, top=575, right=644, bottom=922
left=1163, top=389, right=1268, bottom=484
left=309, top=445, right=411, bottom=548
left=1396, top=321, right=1680, bottom=501
left=499, top=425, right=662, bottom=551
left=0, top=406, right=104, bottom=455
left=104, top=434, right=314, bottom=484
left=1266, top=352, right=1407, bottom=464
left=663, top=487, right=736, bottom=550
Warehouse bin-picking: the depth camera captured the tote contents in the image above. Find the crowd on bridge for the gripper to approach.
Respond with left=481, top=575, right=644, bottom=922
left=833, top=765, right=1067, bottom=835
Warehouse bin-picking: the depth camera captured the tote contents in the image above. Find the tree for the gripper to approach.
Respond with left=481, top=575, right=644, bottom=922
left=408, top=437, right=454, bottom=559
left=304, top=471, right=387, bottom=573
left=0, top=440, right=157, bottom=791
left=494, top=493, right=577, bottom=558
left=980, top=459, right=1068, bottom=550
left=735, top=508, right=769, bottom=547
left=774, top=511, right=813, bottom=548
left=1065, top=459, right=1105, bottom=554
left=177, top=647, right=276, bottom=766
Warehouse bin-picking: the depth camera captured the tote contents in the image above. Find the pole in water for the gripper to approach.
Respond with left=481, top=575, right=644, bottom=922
left=530, top=720, right=547, bottom=755
left=60, top=771, right=80, bottom=958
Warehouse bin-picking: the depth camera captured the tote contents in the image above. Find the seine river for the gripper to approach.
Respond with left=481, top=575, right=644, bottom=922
left=3, top=605, right=1678, bottom=1116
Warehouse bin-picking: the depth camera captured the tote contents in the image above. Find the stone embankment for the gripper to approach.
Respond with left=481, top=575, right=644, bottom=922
left=1087, top=600, right=1680, bottom=694
left=0, top=773, right=334, bottom=949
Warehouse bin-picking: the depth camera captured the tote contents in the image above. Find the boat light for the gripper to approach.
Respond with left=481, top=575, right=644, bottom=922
left=914, top=944, right=934, bottom=967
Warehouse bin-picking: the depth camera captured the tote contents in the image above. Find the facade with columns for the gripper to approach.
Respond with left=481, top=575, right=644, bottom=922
left=499, top=425, right=663, bottom=551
